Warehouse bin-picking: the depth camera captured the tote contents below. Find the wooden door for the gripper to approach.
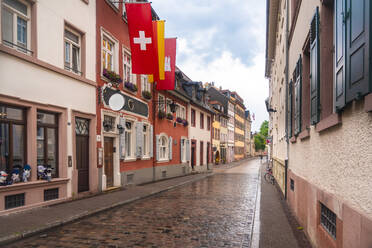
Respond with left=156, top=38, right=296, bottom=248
left=104, top=137, right=114, bottom=188
left=76, top=135, right=89, bottom=193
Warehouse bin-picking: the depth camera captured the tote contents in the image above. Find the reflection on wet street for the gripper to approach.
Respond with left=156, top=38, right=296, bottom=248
left=10, top=159, right=260, bottom=248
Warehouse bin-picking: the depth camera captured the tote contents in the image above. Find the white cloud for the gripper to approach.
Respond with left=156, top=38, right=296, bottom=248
left=152, top=0, right=269, bottom=131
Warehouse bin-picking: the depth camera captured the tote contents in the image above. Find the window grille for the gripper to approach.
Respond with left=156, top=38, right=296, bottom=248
left=5, top=193, right=25, bottom=209
left=44, top=188, right=59, bottom=201
left=290, top=179, right=294, bottom=191
left=320, top=203, right=337, bottom=239
left=76, top=118, right=89, bottom=135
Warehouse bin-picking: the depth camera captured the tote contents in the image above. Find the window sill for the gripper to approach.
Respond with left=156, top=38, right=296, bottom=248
left=0, top=178, right=69, bottom=193
left=124, top=157, right=137, bottom=162
left=141, top=156, right=151, bottom=160
left=298, top=129, right=310, bottom=140
left=315, top=113, right=342, bottom=133
left=157, top=159, right=169, bottom=163
left=364, top=93, right=372, bottom=112
left=123, top=86, right=138, bottom=96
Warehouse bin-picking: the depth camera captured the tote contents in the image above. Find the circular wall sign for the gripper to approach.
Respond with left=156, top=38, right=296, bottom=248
left=108, top=93, right=125, bottom=111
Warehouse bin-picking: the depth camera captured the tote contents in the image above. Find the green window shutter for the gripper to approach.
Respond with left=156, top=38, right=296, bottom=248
left=119, top=117, right=126, bottom=160
left=149, top=125, right=153, bottom=158
left=155, top=135, right=160, bottom=161
left=334, top=0, right=346, bottom=111
left=135, top=122, right=143, bottom=158
left=345, top=0, right=370, bottom=103
left=168, top=136, right=173, bottom=160
left=288, top=80, right=293, bottom=138
left=294, top=56, right=302, bottom=135
left=310, top=7, right=320, bottom=125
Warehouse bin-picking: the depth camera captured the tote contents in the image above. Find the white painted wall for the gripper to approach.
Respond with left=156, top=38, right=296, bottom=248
left=37, top=0, right=96, bottom=81
left=188, top=104, right=211, bottom=169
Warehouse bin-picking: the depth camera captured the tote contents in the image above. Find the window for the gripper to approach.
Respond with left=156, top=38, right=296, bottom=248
left=141, top=75, right=150, bottom=93
left=200, top=113, right=204, bottom=129
left=102, top=36, right=114, bottom=71
left=200, top=141, right=203, bottom=165
left=103, top=115, right=115, bottom=132
left=5, top=193, right=24, bottom=209
left=293, top=56, right=302, bottom=135
left=159, top=135, right=168, bottom=160
left=191, top=109, right=195, bottom=127
left=44, top=188, right=59, bottom=201
left=122, top=0, right=134, bottom=20
left=142, top=124, right=149, bottom=157
left=180, top=138, right=187, bottom=163
left=37, top=111, right=58, bottom=178
left=207, top=116, right=211, bottom=131
left=158, top=94, right=165, bottom=113
left=1, top=0, right=30, bottom=53
left=109, top=0, right=119, bottom=9
left=166, top=99, right=173, bottom=114
left=64, top=28, right=81, bottom=74
left=123, top=49, right=133, bottom=83
left=0, top=104, right=25, bottom=175
left=310, top=7, right=320, bottom=124
left=320, top=203, right=337, bottom=239
left=124, top=120, right=135, bottom=158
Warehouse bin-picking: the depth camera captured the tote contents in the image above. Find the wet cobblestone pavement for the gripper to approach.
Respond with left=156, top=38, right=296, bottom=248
left=8, top=160, right=260, bottom=248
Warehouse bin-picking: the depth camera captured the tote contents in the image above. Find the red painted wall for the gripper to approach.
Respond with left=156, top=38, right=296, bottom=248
left=96, top=1, right=154, bottom=172
left=153, top=90, right=188, bottom=166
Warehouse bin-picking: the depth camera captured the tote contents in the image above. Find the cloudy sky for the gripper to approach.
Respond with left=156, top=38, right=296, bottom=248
left=152, top=0, right=269, bottom=132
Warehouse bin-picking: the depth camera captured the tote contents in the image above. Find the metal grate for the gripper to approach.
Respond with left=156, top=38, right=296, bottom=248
left=162, top=171, right=167, bottom=178
left=5, top=193, right=25, bottom=210
left=44, top=188, right=59, bottom=201
left=127, top=174, right=134, bottom=184
left=320, top=203, right=337, bottom=239
left=290, top=179, right=294, bottom=191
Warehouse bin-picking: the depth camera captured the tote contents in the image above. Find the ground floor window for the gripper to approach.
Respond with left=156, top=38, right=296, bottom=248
left=125, top=120, right=135, bottom=158
left=37, top=111, right=58, bottom=178
left=143, top=124, right=149, bottom=157
left=0, top=104, right=26, bottom=174
left=159, top=135, right=168, bottom=160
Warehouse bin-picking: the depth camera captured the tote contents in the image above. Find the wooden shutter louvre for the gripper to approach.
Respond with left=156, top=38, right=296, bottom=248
left=288, top=80, right=293, bottom=138
left=334, top=0, right=346, bottom=111
left=345, top=0, right=370, bottom=103
left=149, top=125, right=153, bottom=158
left=169, top=136, right=173, bottom=160
left=294, top=56, right=302, bottom=135
left=155, top=135, right=160, bottom=161
left=186, top=139, right=190, bottom=161
left=310, top=7, right=320, bottom=125
left=119, top=117, right=126, bottom=160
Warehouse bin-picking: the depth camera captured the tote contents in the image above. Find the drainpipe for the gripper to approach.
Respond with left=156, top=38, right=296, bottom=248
left=152, top=82, right=156, bottom=182
left=284, top=0, right=289, bottom=200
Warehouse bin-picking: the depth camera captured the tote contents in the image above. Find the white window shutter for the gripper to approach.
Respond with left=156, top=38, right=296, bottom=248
left=149, top=125, right=153, bottom=158
left=156, top=135, right=160, bottom=161
left=119, top=117, right=126, bottom=160
left=186, top=139, right=190, bottom=161
left=180, top=138, right=184, bottom=162
left=169, top=136, right=173, bottom=160
left=136, top=122, right=143, bottom=158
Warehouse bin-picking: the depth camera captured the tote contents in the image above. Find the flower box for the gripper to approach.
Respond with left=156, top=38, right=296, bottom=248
left=103, top=69, right=122, bottom=87
left=176, top=117, right=183, bottom=123
left=124, top=82, right=138, bottom=92
left=142, top=91, right=152, bottom=100
left=166, top=113, right=173, bottom=120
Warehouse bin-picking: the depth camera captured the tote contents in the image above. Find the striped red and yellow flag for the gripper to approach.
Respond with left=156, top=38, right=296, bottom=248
left=148, top=20, right=165, bottom=83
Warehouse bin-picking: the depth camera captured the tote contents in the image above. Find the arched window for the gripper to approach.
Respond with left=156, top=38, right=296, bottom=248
left=159, top=135, right=168, bottom=160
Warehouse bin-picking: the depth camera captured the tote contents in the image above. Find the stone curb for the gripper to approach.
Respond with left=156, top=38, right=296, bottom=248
left=0, top=172, right=215, bottom=246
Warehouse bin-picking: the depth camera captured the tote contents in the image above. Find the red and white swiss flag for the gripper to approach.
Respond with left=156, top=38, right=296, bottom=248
left=156, top=38, right=177, bottom=90
left=125, top=2, right=155, bottom=74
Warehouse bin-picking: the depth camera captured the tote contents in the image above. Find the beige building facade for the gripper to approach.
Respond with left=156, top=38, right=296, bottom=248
left=266, top=0, right=372, bottom=247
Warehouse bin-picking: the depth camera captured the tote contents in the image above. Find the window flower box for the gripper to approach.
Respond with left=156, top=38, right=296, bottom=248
left=176, top=117, right=183, bottom=123
left=158, top=110, right=166, bottom=119
left=142, top=90, right=152, bottom=100
left=103, top=69, right=122, bottom=87
left=182, top=119, right=188, bottom=126
left=124, top=81, right=138, bottom=92
left=166, top=113, right=173, bottom=120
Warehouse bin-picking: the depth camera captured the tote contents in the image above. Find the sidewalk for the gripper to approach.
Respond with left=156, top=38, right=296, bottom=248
left=0, top=171, right=215, bottom=246
left=259, top=162, right=312, bottom=248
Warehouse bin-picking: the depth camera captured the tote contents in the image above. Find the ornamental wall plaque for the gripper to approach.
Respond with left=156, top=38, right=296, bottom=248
left=103, top=87, right=148, bottom=117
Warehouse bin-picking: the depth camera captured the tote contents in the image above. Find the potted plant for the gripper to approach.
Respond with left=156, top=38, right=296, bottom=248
left=166, top=113, right=173, bottom=120
left=124, top=81, right=138, bottom=92
left=176, top=117, right=183, bottom=123
left=182, top=119, right=188, bottom=127
left=158, top=110, right=166, bottom=119
left=142, top=90, right=152, bottom=100
left=103, top=68, right=122, bottom=87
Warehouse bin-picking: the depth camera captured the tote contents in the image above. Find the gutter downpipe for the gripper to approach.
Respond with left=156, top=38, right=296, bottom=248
left=284, top=0, right=289, bottom=200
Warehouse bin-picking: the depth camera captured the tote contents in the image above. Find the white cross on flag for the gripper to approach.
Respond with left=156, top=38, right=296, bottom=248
left=164, top=56, right=171, bottom=72
left=125, top=3, right=156, bottom=74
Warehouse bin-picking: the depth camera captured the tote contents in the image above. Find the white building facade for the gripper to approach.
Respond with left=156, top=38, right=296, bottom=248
left=0, top=0, right=98, bottom=214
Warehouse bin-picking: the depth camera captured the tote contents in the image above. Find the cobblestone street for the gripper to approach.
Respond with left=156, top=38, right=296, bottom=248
left=8, top=159, right=260, bottom=248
